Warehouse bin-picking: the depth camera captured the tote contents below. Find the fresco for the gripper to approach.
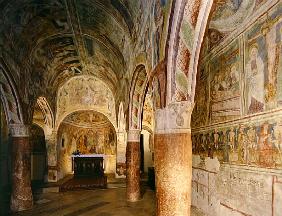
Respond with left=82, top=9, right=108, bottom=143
left=0, top=65, right=22, bottom=124
left=192, top=3, right=282, bottom=127
left=58, top=111, right=116, bottom=156
left=210, top=40, right=241, bottom=122
left=116, top=103, right=127, bottom=177
left=210, top=0, right=256, bottom=32
left=57, top=111, right=116, bottom=178
left=56, top=76, right=116, bottom=128
left=192, top=2, right=282, bottom=170
left=203, top=0, right=272, bottom=53
left=245, top=4, right=282, bottom=113
left=0, top=0, right=171, bottom=127
left=192, top=117, right=282, bottom=168
left=142, top=89, right=154, bottom=131
left=171, top=0, right=203, bottom=102
left=191, top=66, right=209, bottom=127
left=130, top=66, right=147, bottom=129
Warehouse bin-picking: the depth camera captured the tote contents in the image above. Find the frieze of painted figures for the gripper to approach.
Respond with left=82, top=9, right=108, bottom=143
left=192, top=120, right=282, bottom=168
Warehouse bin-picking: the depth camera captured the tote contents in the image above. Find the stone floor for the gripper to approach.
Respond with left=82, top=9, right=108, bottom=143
left=5, top=187, right=204, bottom=216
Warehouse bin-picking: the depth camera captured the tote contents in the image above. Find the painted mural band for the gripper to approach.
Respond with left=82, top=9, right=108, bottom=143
left=192, top=117, right=282, bottom=168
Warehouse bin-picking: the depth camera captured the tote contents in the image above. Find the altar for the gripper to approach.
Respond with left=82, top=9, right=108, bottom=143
left=71, top=154, right=106, bottom=178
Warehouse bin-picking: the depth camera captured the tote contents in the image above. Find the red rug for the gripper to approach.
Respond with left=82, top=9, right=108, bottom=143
left=60, top=176, right=107, bottom=192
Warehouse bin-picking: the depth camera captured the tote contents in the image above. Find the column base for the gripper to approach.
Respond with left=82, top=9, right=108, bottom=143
left=10, top=188, right=33, bottom=212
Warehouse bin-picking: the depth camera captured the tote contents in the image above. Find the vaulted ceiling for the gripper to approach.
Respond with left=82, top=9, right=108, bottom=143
left=205, top=0, right=268, bottom=50
left=0, top=0, right=156, bottom=114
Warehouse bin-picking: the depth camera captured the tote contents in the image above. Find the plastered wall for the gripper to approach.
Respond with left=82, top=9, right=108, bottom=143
left=191, top=2, right=282, bottom=215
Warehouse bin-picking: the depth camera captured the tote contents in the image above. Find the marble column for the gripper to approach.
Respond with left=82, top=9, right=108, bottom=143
left=154, top=102, right=193, bottom=216
left=9, top=124, right=33, bottom=212
left=126, top=129, right=141, bottom=202
left=45, top=131, right=58, bottom=182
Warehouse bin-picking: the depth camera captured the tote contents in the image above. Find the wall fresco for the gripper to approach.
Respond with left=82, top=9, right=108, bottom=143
left=191, top=66, right=209, bottom=127
left=57, top=111, right=116, bottom=178
left=210, top=40, right=241, bottom=122
left=192, top=3, right=282, bottom=215
left=192, top=2, right=282, bottom=126
left=192, top=116, right=282, bottom=168
left=245, top=5, right=282, bottom=113
left=56, top=76, right=116, bottom=128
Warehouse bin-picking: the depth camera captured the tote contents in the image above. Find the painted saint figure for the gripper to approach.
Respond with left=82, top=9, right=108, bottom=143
left=246, top=44, right=265, bottom=114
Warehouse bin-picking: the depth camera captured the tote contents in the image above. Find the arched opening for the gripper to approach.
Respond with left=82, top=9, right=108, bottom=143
left=57, top=110, right=117, bottom=189
left=116, top=102, right=127, bottom=178
left=129, top=64, right=148, bottom=130
left=140, top=87, right=154, bottom=175
left=30, top=124, right=47, bottom=187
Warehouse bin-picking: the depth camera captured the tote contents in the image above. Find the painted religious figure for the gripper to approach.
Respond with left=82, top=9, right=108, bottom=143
left=210, top=42, right=241, bottom=123
left=246, top=44, right=265, bottom=114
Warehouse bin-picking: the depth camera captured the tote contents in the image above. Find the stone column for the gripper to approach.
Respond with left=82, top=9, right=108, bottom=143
left=126, top=129, right=141, bottom=202
left=9, top=124, right=33, bottom=212
left=45, top=131, right=58, bottom=182
left=154, top=102, right=193, bottom=216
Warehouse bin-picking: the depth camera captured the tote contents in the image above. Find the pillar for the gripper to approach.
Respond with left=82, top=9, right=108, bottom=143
left=45, top=131, right=58, bottom=182
left=154, top=102, right=193, bottom=216
left=9, top=124, right=33, bottom=212
left=126, top=129, right=141, bottom=202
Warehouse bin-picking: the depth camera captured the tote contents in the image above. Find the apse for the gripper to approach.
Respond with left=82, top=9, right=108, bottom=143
left=57, top=110, right=117, bottom=180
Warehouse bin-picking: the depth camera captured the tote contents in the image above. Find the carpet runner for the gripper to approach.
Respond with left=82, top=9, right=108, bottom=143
left=60, top=176, right=107, bottom=191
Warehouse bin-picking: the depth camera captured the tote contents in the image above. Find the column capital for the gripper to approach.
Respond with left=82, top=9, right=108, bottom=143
left=45, top=130, right=57, bottom=141
left=155, top=101, right=194, bottom=134
left=9, top=124, right=29, bottom=137
left=127, top=129, right=141, bottom=142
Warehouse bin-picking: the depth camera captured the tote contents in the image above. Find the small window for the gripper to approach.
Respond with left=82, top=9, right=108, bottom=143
left=62, top=138, right=65, bottom=148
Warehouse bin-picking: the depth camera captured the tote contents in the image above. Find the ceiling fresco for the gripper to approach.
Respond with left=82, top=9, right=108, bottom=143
left=62, top=111, right=111, bottom=128
left=0, top=0, right=172, bottom=122
left=205, top=0, right=270, bottom=50
left=56, top=76, right=116, bottom=129
left=1, top=0, right=271, bottom=126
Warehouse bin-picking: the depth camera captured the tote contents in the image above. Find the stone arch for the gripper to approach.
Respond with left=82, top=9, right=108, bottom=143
left=55, top=75, right=116, bottom=130
left=129, top=65, right=149, bottom=130
left=0, top=60, right=23, bottom=127
left=59, top=110, right=116, bottom=133
left=57, top=110, right=117, bottom=179
left=36, top=97, right=55, bottom=131
left=166, top=0, right=214, bottom=104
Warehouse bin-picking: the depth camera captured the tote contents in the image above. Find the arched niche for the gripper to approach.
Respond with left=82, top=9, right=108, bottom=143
left=56, top=110, right=117, bottom=180
left=56, top=76, right=116, bottom=130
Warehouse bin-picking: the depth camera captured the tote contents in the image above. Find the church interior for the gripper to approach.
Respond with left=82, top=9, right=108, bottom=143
left=0, top=0, right=282, bottom=215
